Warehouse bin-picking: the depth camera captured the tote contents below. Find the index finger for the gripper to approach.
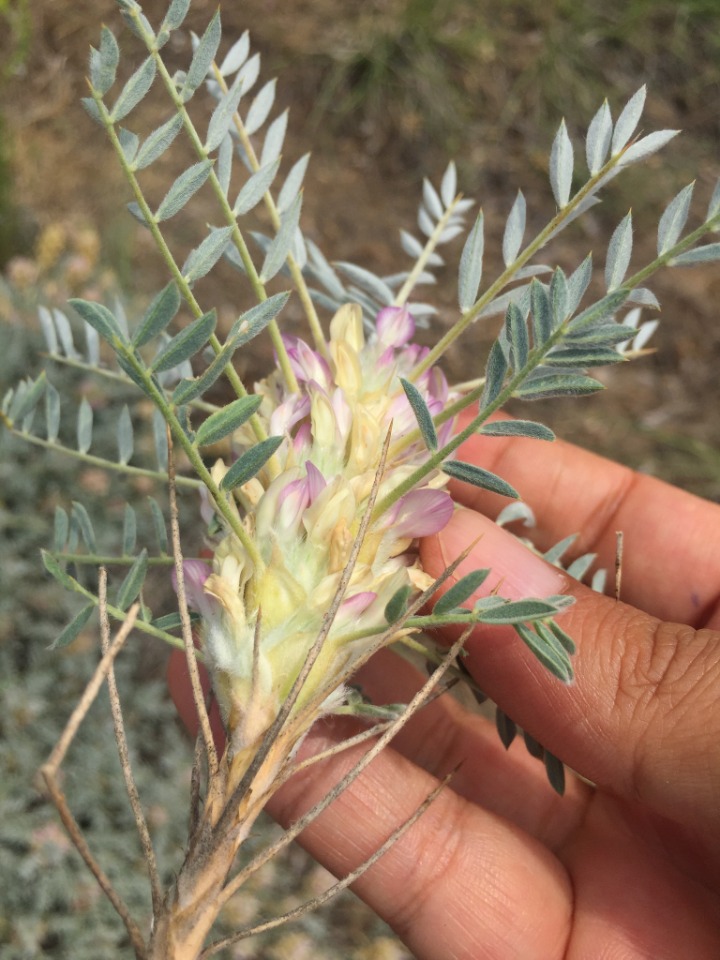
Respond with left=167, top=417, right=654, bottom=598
left=450, top=412, right=720, bottom=628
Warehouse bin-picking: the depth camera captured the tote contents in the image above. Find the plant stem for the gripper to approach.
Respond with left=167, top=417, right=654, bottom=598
left=6, top=429, right=202, bottom=489
left=393, top=194, right=467, bottom=306
left=130, top=8, right=299, bottom=396
left=409, top=151, right=630, bottom=380
left=211, top=62, right=330, bottom=361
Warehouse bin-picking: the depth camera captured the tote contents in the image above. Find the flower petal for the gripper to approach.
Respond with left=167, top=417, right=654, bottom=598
left=390, top=488, right=454, bottom=538
left=376, top=305, right=415, bottom=347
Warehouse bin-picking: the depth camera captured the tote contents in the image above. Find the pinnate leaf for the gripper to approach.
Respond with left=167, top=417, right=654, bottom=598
left=672, top=242, right=720, bottom=266
left=77, top=398, right=93, bottom=454
left=117, top=405, right=134, bottom=464
left=244, top=78, right=276, bottom=136
left=260, top=193, right=303, bottom=282
left=513, top=373, right=603, bottom=400
left=611, top=86, right=646, bottom=153
left=502, top=191, right=526, bottom=266
left=617, top=129, right=679, bottom=167
left=162, top=0, right=191, bottom=32
left=219, top=31, right=250, bottom=76
left=605, top=211, right=634, bottom=291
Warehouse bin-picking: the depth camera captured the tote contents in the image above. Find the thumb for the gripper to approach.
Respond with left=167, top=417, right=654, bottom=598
left=420, top=507, right=720, bottom=839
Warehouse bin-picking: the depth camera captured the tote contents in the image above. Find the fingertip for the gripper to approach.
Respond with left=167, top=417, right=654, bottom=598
left=421, top=507, right=568, bottom=601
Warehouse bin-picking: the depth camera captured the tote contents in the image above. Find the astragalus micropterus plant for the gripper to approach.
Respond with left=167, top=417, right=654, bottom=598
left=4, top=0, right=720, bottom=956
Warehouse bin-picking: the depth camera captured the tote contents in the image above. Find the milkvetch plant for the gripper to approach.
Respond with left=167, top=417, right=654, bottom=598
left=3, top=0, right=720, bottom=956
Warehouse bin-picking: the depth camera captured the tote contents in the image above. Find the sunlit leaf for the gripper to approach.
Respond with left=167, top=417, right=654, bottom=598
left=611, top=85, right=646, bottom=154
left=260, top=193, right=302, bottom=282
left=182, top=11, right=221, bottom=100
left=155, top=160, right=213, bottom=221
left=233, top=159, right=281, bottom=215
left=244, top=78, right=276, bottom=136
left=458, top=211, right=484, bottom=311
left=205, top=71, right=245, bottom=153
left=549, top=119, right=574, bottom=208
left=111, top=56, right=156, bottom=122
left=586, top=99, right=612, bottom=174
left=502, top=190, right=526, bottom=267
left=134, top=113, right=184, bottom=170
left=657, top=182, right=694, bottom=255
left=183, top=226, right=235, bottom=284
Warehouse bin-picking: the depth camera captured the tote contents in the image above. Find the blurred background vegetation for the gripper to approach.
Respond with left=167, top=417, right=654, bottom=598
left=2, top=0, right=720, bottom=956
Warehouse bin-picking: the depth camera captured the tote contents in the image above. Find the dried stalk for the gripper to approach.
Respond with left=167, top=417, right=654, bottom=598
left=39, top=603, right=147, bottom=960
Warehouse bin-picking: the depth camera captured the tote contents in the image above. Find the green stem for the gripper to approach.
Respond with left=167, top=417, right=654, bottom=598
left=45, top=353, right=220, bottom=415
left=5, top=429, right=202, bottom=489
left=409, top=150, right=631, bottom=380
left=623, top=209, right=720, bottom=290
left=62, top=577, right=190, bottom=652
left=393, top=195, right=467, bottom=307
left=131, top=9, right=299, bottom=395
left=121, top=349, right=264, bottom=570
left=211, top=62, right=330, bottom=362
left=96, top=93, right=256, bottom=409
left=56, top=552, right=178, bottom=566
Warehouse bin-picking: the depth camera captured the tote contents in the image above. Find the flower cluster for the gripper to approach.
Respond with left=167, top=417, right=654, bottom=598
left=183, top=303, right=455, bottom=753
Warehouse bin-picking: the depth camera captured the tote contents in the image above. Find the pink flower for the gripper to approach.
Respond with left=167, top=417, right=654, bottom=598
left=171, top=559, right=217, bottom=619
left=385, top=488, right=454, bottom=539
left=282, top=335, right=332, bottom=390
left=376, top=306, right=415, bottom=347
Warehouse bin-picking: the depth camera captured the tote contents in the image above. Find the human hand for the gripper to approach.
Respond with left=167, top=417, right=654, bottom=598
left=170, top=423, right=720, bottom=959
